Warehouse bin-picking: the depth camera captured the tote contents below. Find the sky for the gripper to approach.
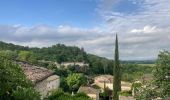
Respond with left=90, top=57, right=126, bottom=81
left=0, top=0, right=170, bottom=60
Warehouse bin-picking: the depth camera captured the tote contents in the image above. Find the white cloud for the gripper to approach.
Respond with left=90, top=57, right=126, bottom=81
left=0, top=0, right=170, bottom=60
left=131, top=25, right=156, bottom=33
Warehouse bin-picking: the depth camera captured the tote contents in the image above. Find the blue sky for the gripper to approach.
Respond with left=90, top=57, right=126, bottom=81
left=0, top=0, right=99, bottom=27
left=0, top=0, right=170, bottom=60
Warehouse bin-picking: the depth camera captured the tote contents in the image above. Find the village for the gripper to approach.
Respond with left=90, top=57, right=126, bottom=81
left=19, top=61, right=151, bottom=100
left=0, top=0, right=169, bottom=99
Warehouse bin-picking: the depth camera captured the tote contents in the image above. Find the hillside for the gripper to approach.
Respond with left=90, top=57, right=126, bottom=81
left=0, top=41, right=29, bottom=51
left=0, top=41, right=113, bottom=75
left=0, top=41, right=154, bottom=77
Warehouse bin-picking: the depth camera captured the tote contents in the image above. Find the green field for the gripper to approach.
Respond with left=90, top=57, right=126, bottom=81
left=137, top=64, right=155, bottom=67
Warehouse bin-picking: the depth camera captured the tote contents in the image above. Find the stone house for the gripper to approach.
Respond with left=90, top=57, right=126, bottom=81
left=38, top=60, right=61, bottom=68
left=18, top=62, right=60, bottom=99
left=78, top=86, right=99, bottom=100
left=61, top=62, right=89, bottom=72
left=94, top=75, right=132, bottom=92
left=61, top=62, right=89, bottom=68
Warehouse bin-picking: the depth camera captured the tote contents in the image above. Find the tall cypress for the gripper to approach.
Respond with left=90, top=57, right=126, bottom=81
left=113, top=34, right=121, bottom=100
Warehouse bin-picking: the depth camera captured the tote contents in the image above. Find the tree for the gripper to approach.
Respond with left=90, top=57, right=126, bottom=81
left=113, top=34, right=121, bottom=100
left=18, top=51, right=31, bottom=61
left=136, top=51, right=170, bottom=100
left=12, top=87, right=40, bottom=100
left=66, top=73, right=87, bottom=94
left=121, top=64, right=153, bottom=82
left=0, top=41, right=113, bottom=75
left=0, top=50, right=17, bottom=60
left=0, top=57, right=40, bottom=99
left=46, top=88, right=92, bottom=100
left=153, top=51, right=170, bottom=98
left=18, top=51, right=37, bottom=64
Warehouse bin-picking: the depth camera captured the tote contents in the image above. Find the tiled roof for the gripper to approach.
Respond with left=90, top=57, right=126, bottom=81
left=95, top=75, right=113, bottom=83
left=78, top=86, right=99, bottom=94
left=18, top=62, right=54, bottom=83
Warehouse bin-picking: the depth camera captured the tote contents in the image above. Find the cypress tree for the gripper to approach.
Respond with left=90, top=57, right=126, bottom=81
left=113, top=34, right=121, bottom=100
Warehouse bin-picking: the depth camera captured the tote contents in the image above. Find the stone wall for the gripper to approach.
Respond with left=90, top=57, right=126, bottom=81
left=35, top=75, right=60, bottom=99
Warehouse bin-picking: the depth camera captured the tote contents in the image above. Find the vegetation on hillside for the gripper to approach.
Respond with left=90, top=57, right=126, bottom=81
left=0, top=41, right=169, bottom=100
left=46, top=88, right=92, bottom=100
left=0, top=57, right=40, bottom=100
left=66, top=73, right=87, bottom=93
left=136, top=51, right=170, bottom=100
left=0, top=41, right=113, bottom=75
left=121, top=64, right=153, bottom=82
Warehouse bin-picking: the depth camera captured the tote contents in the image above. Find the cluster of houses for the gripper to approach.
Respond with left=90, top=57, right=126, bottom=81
left=19, top=61, right=137, bottom=100
left=79, top=75, right=133, bottom=100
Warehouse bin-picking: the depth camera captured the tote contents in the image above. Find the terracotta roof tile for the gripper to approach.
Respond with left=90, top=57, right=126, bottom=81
left=18, top=62, right=54, bottom=83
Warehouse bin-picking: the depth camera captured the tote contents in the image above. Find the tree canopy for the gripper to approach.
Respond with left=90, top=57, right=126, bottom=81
left=0, top=41, right=114, bottom=75
left=0, top=57, right=40, bottom=100
left=66, top=73, right=87, bottom=92
left=46, top=88, right=92, bottom=100
left=153, top=51, right=170, bottom=98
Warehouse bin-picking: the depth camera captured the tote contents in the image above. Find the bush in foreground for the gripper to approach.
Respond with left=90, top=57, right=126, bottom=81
left=0, top=57, right=40, bottom=100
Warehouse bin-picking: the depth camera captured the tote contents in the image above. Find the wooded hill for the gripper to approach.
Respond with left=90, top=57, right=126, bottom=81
left=0, top=41, right=153, bottom=77
left=0, top=41, right=114, bottom=75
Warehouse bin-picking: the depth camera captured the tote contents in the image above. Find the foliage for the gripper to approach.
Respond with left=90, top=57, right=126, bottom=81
left=119, top=91, right=132, bottom=96
left=113, top=34, right=121, bottom=100
left=47, top=62, right=58, bottom=70
left=60, top=77, right=70, bottom=92
left=121, top=64, right=153, bottom=82
left=0, top=57, right=40, bottom=99
left=0, top=41, right=114, bottom=75
left=32, top=44, right=88, bottom=63
left=12, top=87, right=40, bottom=100
left=55, top=68, right=70, bottom=77
left=136, top=51, right=170, bottom=99
left=66, top=73, right=87, bottom=92
left=132, top=81, right=142, bottom=97
left=0, top=41, right=29, bottom=51
left=74, top=92, right=92, bottom=100
left=87, top=54, right=114, bottom=75
left=18, top=51, right=38, bottom=64
left=153, top=51, right=170, bottom=98
left=46, top=89, right=92, bottom=100
left=0, top=50, right=17, bottom=60
left=135, top=85, right=158, bottom=100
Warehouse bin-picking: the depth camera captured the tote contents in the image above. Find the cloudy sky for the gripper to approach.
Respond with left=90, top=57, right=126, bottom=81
left=0, top=0, right=170, bottom=60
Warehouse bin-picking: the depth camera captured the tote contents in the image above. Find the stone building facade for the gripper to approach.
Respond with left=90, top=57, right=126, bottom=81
left=94, top=75, right=132, bottom=91
left=78, top=86, right=99, bottom=100
left=18, top=62, right=60, bottom=99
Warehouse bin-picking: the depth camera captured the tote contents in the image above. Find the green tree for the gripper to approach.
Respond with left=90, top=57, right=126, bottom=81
left=66, top=73, right=87, bottom=94
left=113, top=34, right=121, bottom=100
left=12, top=87, right=40, bottom=100
left=0, top=50, right=17, bottom=60
left=18, top=51, right=31, bottom=61
left=0, top=57, right=40, bottom=100
left=136, top=51, right=170, bottom=100
left=121, top=64, right=153, bottom=82
left=18, top=51, right=37, bottom=64
left=153, top=51, right=170, bottom=98
left=46, top=88, right=91, bottom=100
left=28, top=54, right=38, bottom=64
left=74, top=92, right=92, bottom=100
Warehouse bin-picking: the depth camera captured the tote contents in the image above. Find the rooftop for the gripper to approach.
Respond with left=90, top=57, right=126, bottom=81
left=94, top=75, right=113, bottom=83
left=94, top=75, right=132, bottom=91
left=18, top=62, right=54, bottom=83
